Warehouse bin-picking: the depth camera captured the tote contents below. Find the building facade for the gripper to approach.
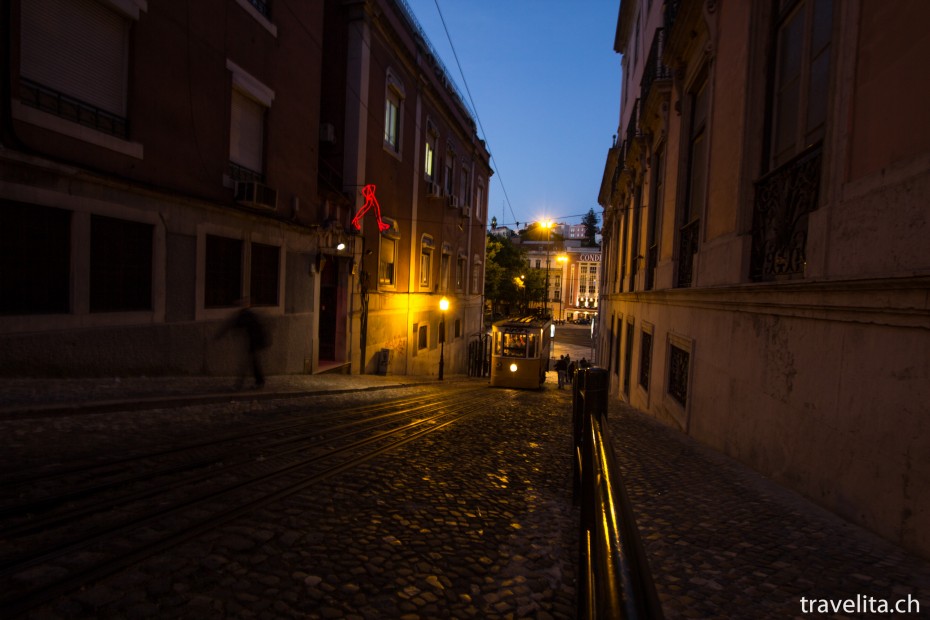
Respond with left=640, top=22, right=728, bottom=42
left=0, top=0, right=489, bottom=380
left=321, top=0, right=491, bottom=377
left=598, top=0, right=930, bottom=558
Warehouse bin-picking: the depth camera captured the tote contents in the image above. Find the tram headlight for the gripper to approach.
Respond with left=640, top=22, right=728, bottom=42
left=509, top=363, right=518, bottom=373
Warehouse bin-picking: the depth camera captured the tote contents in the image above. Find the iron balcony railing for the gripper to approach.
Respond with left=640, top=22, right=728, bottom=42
left=20, top=78, right=128, bottom=139
left=750, top=143, right=823, bottom=282
left=572, top=367, right=664, bottom=619
left=641, top=28, right=671, bottom=106
left=676, top=218, right=700, bottom=288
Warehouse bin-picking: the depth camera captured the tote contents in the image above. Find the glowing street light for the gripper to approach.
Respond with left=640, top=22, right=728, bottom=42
left=438, top=296, right=449, bottom=380
left=556, top=254, right=568, bottom=322
left=539, top=220, right=555, bottom=319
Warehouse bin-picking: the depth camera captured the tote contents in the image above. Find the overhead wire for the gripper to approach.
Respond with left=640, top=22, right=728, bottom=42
left=428, top=0, right=520, bottom=231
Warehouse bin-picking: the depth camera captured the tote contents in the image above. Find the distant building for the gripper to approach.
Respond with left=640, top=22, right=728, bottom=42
left=598, top=0, right=930, bottom=559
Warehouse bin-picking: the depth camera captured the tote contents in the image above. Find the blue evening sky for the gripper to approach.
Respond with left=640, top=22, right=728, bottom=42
left=403, top=0, right=622, bottom=231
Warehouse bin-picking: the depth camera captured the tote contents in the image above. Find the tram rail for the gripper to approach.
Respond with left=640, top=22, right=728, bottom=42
left=0, top=385, right=502, bottom=617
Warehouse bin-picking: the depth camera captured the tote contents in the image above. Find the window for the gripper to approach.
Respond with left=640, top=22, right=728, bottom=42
left=418, top=324, right=428, bottom=350
left=250, top=242, right=279, bottom=306
left=476, top=179, right=485, bottom=221
left=454, top=318, right=462, bottom=339
left=19, top=0, right=134, bottom=138
left=677, top=73, right=709, bottom=288
left=623, top=320, right=634, bottom=396
left=205, top=235, right=243, bottom=308
left=0, top=201, right=70, bottom=315
left=770, top=0, right=833, bottom=169
left=424, top=121, right=438, bottom=179
left=460, top=164, right=471, bottom=207
left=668, top=342, right=691, bottom=407
left=384, top=93, right=399, bottom=150
left=90, top=215, right=153, bottom=312
left=639, top=330, right=653, bottom=390
left=456, top=256, right=466, bottom=291
left=384, top=70, right=405, bottom=155
left=379, top=237, right=396, bottom=287
left=444, top=150, right=456, bottom=197
left=471, top=255, right=481, bottom=294
left=227, top=61, right=274, bottom=182
left=420, top=235, right=434, bottom=289
left=440, top=248, right=451, bottom=291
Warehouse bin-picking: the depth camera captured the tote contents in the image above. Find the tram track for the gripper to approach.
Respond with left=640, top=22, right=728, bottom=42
left=0, top=385, right=503, bottom=617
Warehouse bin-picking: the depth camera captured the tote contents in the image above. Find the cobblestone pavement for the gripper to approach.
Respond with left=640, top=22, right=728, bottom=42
left=4, top=371, right=930, bottom=618
left=1, top=375, right=579, bottom=619
left=606, top=400, right=930, bottom=619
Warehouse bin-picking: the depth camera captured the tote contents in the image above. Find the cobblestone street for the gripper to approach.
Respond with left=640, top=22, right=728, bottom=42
left=2, top=376, right=578, bottom=619
left=3, top=371, right=930, bottom=618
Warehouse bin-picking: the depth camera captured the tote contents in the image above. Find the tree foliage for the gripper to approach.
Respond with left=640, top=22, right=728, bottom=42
left=582, top=208, right=600, bottom=247
left=484, top=233, right=530, bottom=319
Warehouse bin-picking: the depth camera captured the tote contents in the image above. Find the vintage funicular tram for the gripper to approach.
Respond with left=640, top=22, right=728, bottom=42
left=490, top=316, right=553, bottom=389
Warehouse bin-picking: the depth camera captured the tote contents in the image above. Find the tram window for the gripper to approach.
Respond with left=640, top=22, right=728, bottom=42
left=502, top=333, right=528, bottom=357
left=527, top=334, right=537, bottom=358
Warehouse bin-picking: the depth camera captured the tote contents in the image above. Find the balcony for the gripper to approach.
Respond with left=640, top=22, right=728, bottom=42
left=750, top=144, right=823, bottom=282
left=20, top=78, right=127, bottom=139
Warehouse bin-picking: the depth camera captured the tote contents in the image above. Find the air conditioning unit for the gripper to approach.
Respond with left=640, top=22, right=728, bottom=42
left=320, top=122, right=336, bottom=144
left=462, top=205, right=471, bottom=219
left=447, top=194, right=460, bottom=209
left=426, top=180, right=442, bottom=197
left=235, top=181, right=278, bottom=211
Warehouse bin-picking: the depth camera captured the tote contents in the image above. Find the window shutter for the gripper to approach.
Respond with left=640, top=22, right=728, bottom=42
left=21, top=0, right=129, bottom=116
left=230, top=89, right=265, bottom=173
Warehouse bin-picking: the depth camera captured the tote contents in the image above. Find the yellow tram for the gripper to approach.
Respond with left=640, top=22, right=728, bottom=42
left=490, top=316, right=553, bottom=389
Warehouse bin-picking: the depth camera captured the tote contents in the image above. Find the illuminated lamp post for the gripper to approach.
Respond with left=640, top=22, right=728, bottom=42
left=556, top=254, right=568, bottom=322
left=540, top=220, right=554, bottom=318
left=438, top=296, right=449, bottom=380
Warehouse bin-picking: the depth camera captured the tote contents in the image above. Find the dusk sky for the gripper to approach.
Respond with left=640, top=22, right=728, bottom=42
left=404, top=0, right=622, bottom=231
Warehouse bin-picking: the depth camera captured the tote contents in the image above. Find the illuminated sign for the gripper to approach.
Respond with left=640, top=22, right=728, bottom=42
left=351, top=184, right=390, bottom=232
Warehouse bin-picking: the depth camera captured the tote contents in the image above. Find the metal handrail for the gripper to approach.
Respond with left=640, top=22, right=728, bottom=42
left=572, top=367, right=664, bottom=619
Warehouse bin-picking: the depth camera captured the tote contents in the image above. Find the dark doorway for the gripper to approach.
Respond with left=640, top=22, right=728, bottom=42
left=319, top=258, right=337, bottom=361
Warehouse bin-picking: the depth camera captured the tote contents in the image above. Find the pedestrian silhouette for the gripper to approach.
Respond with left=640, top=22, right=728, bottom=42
left=216, top=298, right=270, bottom=389
left=555, top=355, right=568, bottom=389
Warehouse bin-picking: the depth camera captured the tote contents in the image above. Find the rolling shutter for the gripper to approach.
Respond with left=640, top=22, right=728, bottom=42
left=229, top=89, right=265, bottom=173
left=20, top=0, right=129, bottom=116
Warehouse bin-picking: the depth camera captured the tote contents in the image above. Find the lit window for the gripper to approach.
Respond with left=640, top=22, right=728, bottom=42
left=384, top=94, right=399, bottom=150
left=420, top=234, right=434, bottom=289
left=384, top=70, right=405, bottom=155
left=379, top=237, right=396, bottom=287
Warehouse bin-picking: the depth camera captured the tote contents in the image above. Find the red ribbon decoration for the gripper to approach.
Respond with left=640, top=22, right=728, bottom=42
left=351, top=184, right=391, bottom=232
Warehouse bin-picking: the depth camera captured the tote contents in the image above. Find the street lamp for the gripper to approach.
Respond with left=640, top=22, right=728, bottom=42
left=540, top=220, right=554, bottom=319
left=438, top=296, right=449, bottom=380
left=556, top=254, right=568, bottom=322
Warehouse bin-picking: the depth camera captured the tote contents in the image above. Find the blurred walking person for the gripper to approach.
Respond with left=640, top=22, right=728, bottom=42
left=216, top=298, right=270, bottom=389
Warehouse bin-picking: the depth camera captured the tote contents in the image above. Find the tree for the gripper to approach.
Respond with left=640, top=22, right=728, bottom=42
left=484, top=232, right=530, bottom=319
left=582, top=208, right=600, bottom=246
